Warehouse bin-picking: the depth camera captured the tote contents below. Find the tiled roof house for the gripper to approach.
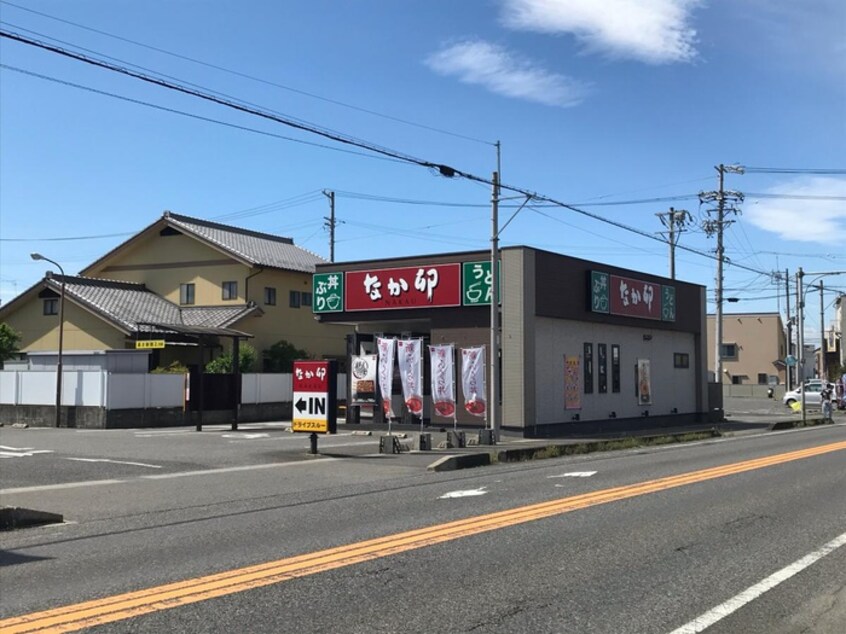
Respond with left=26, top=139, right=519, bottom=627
left=0, top=212, right=350, bottom=370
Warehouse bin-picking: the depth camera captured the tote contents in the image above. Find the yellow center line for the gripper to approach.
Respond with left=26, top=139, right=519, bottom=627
left=5, top=439, right=846, bottom=633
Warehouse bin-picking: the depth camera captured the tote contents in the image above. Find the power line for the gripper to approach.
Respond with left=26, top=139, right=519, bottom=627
left=0, top=29, right=782, bottom=280
left=0, top=29, right=451, bottom=172
left=742, top=167, right=846, bottom=175
left=0, top=0, right=492, bottom=145
left=0, top=64, right=409, bottom=165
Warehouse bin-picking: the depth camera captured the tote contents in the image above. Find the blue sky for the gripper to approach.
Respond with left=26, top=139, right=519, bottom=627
left=1, top=0, right=844, bottom=340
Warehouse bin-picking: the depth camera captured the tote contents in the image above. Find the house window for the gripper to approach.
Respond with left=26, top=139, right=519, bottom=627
left=583, top=343, right=593, bottom=394
left=180, top=283, right=195, bottom=305
left=43, top=298, right=59, bottom=315
left=289, top=290, right=301, bottom=308
left=264, top=287, right=277, bottom=306
left=611, top=344, right=621, bottom=393
left=674, top=353, right=690, bottom=368
left=301, top=292, right=312, bottom=307
left=222, top=281, right=238, bottom=300
left=757, top=373, right=768, bottom=385
left=731, top=375, right=743, bottom=385
left=720, top=343, right=738, bottom=359
left=598, top=344, right=608, bottom=393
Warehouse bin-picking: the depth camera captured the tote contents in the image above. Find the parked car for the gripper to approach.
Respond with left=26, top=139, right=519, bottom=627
left=782, top=381, right=824, bottom=407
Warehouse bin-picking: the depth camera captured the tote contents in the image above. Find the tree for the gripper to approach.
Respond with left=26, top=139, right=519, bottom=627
left=205, top=343, right=256, bottom=374
left=0, top=323, right=21, bottom=362
left=263, top=339, right=309, bottom=372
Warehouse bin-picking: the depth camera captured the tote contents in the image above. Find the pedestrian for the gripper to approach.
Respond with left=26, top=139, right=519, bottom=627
left=820, top=382, right=834, bottom=422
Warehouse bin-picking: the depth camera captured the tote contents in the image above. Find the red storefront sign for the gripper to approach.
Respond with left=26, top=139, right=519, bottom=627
left=609, top=275, right=661, bottom=320
left=292, top=360, right=336, bottom=433
left=345, top=264, right=461, bottom=311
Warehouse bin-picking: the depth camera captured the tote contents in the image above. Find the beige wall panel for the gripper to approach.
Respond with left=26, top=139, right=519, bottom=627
left=5, top=298, right=126, bottom=352
left=706, top=314, right=786, bottom=385
left=534, top=317, right=697, bottom=425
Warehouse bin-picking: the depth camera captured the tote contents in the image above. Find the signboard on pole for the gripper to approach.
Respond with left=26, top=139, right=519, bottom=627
left=135, top=340, right=165, bottom=349
left=292, top=360, right=337, bottom=433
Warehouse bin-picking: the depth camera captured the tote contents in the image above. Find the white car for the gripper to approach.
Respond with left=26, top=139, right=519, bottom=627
left=782, top=381, right=824, bottom=407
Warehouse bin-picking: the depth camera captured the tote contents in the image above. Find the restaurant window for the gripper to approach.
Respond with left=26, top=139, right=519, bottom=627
left=674, top=352, right=690, bottom=368
left=598, top=343, right=608, bottom=393
left=583, top=343, right=593, bottom=394
left=611, top=344, right=621, bottom=393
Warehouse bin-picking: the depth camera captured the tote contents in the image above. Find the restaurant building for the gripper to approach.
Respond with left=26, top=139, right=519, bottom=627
left=314, top=246, right=709, bottom=437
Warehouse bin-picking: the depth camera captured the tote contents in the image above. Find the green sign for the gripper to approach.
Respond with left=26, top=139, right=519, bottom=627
left=590, top=271, right=610, bottom=314
left=313, top=272, right=344, bottom=313
left=462, top=261, right=502, bottom=306
left=661, top=286, right=676, bottom=322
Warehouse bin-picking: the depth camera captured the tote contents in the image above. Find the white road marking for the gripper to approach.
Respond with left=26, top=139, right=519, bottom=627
left=1, top=480, right=124, bottom=494
left=668, top=530, right=846, bottom=634
left=439, top=487, right=488, bottom=499
left=0, top=458, right=340, bottom=495
left=65, top=458, right=163, bottom=469
left=222, top=433, right=270, bottom=439
left=0, top=446, right=54, bottom=458
left=547, top=471, right=597, bottom=478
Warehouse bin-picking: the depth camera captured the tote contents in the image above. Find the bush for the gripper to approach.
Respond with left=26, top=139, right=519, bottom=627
left=0, top=323, right=21, bottom=361
left=263, top=339, right=310, bottom=373
left=205, top=344, right=256, bottom=374
left=151, top=361, right=189, bottom=374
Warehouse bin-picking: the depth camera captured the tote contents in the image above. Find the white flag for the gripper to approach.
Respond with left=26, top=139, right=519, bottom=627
left=376, top=337, right=396, bottom=419
left=429, top=344, right=456, bottom=420
left=397, top=339, right=423, bottom=417
left=461, top=346, right=487, bottom=418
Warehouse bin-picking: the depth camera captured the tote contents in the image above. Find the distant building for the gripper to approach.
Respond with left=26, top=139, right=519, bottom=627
left=707, top=313, right=786, bottom=385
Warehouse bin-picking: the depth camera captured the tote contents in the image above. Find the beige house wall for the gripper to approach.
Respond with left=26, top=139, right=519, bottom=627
left=707, top=313, right=786, bottom=385
left=5, top=296, right=127, bottom=352
left=84, top=230, right=350, bottom=366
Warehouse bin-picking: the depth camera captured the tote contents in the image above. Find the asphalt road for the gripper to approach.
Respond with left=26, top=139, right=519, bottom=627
left=2, top=422, right=845, bottom=633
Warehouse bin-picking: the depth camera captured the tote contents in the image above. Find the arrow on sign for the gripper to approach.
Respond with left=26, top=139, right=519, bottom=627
left=295, top=398, right=307, bottom=414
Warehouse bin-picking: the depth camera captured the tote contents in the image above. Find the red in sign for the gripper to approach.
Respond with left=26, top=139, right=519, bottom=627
left=345, top=264, right=461, bottom=311
left=609, top=275, right=661, bottom=320
left=293, top=361, right=330, bottom=392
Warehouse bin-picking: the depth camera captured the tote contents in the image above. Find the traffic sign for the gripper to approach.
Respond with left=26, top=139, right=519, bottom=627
left=291, top=360, right=337, bottom=434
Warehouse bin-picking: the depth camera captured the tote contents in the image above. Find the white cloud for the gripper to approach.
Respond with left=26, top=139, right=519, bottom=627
left=424, top=40, right=589, bottom=107
left=500, top=0, right=701, bottom=64
left=744, top=177, right=846, bottom=245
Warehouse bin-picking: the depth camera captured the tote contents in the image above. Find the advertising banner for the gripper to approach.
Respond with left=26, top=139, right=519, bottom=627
left=590, top=270, right=674, bottom=322
left=564, top=355, right=581, bottom=410
left=637, top=358, right=652, bottom=405
left=376, top=337, right=396, bottom=418
left=461, top=346, right=487, bottom=418
left=291, top=360, right=337, bottom=434
left=429, top=344, right=456, bottom=419
left=350, top=354, right=377, bottom=406
left=345, top=264, right=461, bottom=311
left=397, top=339, right=424, bottom=417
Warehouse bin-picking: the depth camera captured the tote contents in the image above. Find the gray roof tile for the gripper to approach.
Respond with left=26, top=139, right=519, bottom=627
left=165, top=212, right=326, bottom=273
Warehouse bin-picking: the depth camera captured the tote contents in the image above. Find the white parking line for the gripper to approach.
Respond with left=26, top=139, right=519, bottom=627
left=65, top=458, right=162, bottom=469
left=668, top=530, right=846, bottom=633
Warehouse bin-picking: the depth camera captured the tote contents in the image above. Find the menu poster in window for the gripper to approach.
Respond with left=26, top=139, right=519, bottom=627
left=637, top=358, right=652, bottom=405
left=350, top=354, right=377, bottom=406
left=564, top=355, right=581, bottom=410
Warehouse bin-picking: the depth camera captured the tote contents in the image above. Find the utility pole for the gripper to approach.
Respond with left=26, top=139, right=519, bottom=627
left=700, top=164, right=744, bottom=385
left=784, top=268, right=792, bottom=389
left=656, top=207, right=692, bottom=279
left=322, top=190, right=336, bottom=263
left=819, top=280, right=826, bottom=380
left=489, top=168, right=500, bottom=442
left=797, top=268, right=806, bottom=424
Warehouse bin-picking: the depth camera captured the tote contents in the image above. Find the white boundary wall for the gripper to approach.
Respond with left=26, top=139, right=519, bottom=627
left=0, top=372, right=347, bottom=409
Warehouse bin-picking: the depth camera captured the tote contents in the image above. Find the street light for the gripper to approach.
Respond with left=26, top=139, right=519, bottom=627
left=30, top=252, right=65, bottom=427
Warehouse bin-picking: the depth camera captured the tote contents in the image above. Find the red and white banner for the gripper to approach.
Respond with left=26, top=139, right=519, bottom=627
left=397, top=339, right=423, bottom=417
left=376, top=337, right=396, bottom=419
left=429, top=344, right=456, bottom=420
left=461, top=346, right=487, bottom=418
